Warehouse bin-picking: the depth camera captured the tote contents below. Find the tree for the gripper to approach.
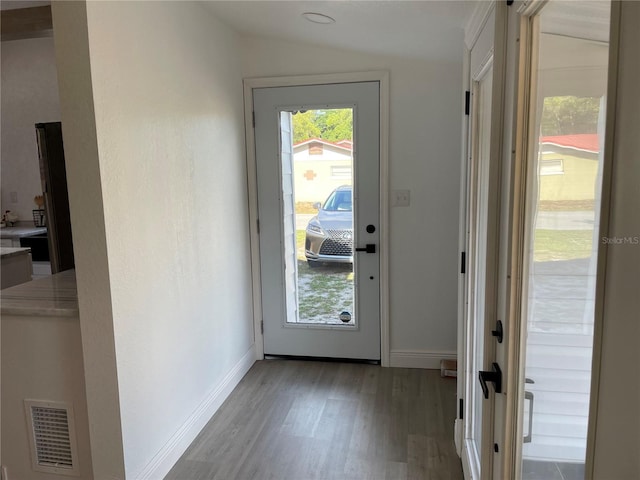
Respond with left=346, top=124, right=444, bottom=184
left=540, top=96, right=601, bottom=136
left=292, top=108, right=352, bottom=143
left=315, top=109, right=353, bottom=142
left=292, top=111, right=321, bottom=143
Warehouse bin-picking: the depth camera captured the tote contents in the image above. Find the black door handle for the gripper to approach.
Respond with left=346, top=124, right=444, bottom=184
left=478, top=363, right=502, bottom=398
left=355, top=244, right=376, bottom=253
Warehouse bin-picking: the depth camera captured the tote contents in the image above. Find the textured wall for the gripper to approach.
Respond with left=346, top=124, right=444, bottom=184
left=54, top=1, right=254, bottom=477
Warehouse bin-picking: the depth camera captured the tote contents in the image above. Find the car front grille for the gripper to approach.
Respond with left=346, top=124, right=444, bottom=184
left=320, top=229, right=353, bottom=256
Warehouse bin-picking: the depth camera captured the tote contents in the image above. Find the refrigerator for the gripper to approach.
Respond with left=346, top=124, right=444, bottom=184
left=35, top=122, right=75, bottom=273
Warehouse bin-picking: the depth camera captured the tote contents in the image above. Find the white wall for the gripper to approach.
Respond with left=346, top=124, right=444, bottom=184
left=54, top=1, right=254, bottom=478
left=241, top=36, right=463, bottom=361
left=1, top=36, right=60, bottom=223
left=591, top=2, right=640, bottom=478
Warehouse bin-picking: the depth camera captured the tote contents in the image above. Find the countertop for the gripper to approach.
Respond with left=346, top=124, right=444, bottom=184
left=0, top=225, right=47, bottom=239
left=0, top=247, right=31, bottom=259
left=1, top=269, right=78, bottom=317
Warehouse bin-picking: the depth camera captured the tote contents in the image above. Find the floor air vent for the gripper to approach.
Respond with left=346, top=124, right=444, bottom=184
left=25, top=400, right=79, bottom=476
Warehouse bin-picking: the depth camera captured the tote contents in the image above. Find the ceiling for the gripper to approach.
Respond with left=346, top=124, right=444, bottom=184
left=202, top=1, right=476, bottom=62
left=0, top=0, right=476, bottom=62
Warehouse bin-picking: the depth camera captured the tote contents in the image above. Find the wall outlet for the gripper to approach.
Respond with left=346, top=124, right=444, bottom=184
left=392, top=189, right=410, bottom=207
left=9, top=191, right=17, bottom=203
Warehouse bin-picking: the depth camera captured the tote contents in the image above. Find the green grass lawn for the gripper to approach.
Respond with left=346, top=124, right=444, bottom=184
left=534, top=229, right=594, bottom=262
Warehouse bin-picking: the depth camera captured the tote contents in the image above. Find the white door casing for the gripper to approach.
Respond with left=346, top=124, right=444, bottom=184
left=243, top=72, right=390, bottom=366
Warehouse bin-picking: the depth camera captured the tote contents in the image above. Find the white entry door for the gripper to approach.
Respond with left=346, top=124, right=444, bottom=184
left=462, top=62, right=495, bottom=478
left=253, top=82, right=380, bottom=360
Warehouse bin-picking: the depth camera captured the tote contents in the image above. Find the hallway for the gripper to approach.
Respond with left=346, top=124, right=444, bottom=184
left=166, top=360, right=462, bottom=479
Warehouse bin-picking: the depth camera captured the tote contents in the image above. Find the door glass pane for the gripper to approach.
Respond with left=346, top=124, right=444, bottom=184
left=281, top=108, right=355, bottom=325
left=520, top=2, right=610, bottom=478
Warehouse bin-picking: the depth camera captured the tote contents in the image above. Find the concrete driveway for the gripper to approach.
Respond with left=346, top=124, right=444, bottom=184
left=535, top=210, right=595, bottom=230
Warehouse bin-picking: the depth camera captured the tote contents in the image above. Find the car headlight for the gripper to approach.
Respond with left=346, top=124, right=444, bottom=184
left=306, top=223, right=324, bottom=235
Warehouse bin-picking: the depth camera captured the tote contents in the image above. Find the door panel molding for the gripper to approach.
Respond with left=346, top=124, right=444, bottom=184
left=243, top=71, right=390, bottom=365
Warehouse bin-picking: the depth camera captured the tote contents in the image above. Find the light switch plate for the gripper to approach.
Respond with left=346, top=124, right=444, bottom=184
left=9, top=191, right=17, bottom=203
left=392, top=189, right=410, bottom=207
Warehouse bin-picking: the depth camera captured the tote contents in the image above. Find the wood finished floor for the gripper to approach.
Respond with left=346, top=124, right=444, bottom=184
left=166, top=359, right=463, bottom=480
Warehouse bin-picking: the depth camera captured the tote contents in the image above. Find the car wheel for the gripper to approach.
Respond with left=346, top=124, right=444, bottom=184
left=307, top=260, right=321, bottom=269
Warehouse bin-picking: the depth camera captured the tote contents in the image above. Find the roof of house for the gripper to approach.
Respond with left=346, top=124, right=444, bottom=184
left=540, top=133, right=599, bottom=153
left=293, top=138, right=353, bottom=152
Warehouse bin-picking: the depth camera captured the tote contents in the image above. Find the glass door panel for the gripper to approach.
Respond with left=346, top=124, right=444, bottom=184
left=518, top=2, right=610, bottom=478
left=282, top=108, right=355, bottom=326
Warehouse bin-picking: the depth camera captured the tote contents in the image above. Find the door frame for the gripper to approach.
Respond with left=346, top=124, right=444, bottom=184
left=243, top=71, right=390, bottom=365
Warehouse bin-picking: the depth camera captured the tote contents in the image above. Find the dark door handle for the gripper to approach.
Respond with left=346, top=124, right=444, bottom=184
left=478, top=363, right=502, bottom=399
left=355, top=244, right=376, bottom=253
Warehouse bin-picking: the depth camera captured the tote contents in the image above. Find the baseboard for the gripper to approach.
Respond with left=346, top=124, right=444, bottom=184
left=389, top=349, right=457, bottom=369
left=135, top=345, right=257, bottom=480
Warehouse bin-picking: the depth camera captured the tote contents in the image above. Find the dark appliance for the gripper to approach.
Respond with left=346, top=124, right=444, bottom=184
left=20, top=234, right=50, bottom=261
left=35, top=122, right=75, bottom=273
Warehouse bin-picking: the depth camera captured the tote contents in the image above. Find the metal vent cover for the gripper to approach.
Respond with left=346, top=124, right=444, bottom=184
left=25, top=400, right=80, bottom=476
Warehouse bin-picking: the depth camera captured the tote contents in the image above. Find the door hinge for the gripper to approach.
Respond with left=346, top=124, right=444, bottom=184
left=464, top=91, right=470, bottom=115
left=260, top=320, right=264, bottom=334
left=257, top=218, right=260, bottom=234
left=459, top=398, right=464, bottom=420
left=252, top=111, right=256, bottom=128
left=460, top=251, right=466, bottom=274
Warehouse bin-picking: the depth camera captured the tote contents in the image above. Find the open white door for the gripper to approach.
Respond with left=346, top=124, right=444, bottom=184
left=459, top=4, right=499, bottom=478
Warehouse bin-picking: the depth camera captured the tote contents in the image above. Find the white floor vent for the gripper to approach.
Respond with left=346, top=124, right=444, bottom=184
left=25, top=400, right=79, bottom=476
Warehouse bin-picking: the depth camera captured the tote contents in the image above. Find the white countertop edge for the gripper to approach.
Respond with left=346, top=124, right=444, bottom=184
left=0, top=247, right=32, bottom=258
left=0, top=270, right=78, bottom=317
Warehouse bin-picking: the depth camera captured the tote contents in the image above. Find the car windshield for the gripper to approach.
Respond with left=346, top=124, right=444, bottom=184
left=322, top=189, right=352, bottom=212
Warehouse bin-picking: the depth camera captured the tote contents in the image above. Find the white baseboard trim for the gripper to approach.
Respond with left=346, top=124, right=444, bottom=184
left=135, top=345, right=257, bottom=480
left=389, top=349, right=457, bottom=369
